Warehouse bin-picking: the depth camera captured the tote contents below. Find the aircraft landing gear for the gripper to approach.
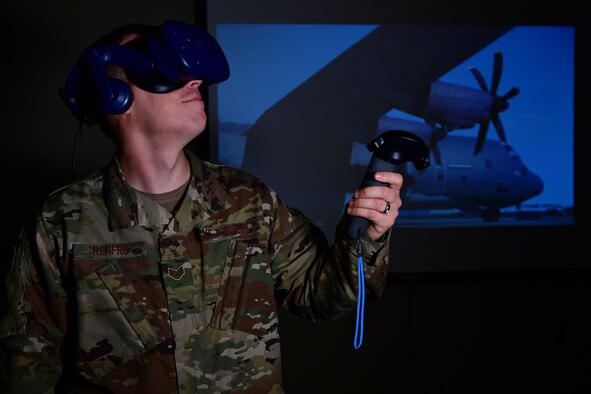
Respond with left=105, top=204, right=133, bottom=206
left=481, top=207, right=501, bottom=222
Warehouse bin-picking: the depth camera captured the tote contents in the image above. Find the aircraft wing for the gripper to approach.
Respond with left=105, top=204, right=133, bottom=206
left=240, top=26, right=513, bottom=239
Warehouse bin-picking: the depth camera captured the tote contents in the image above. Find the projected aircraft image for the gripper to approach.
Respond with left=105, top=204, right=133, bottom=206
left=214, top=25, right=574, bottom=237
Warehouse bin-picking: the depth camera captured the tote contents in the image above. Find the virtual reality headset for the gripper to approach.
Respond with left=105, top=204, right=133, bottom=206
left=59, top=20, right=230, bottom=126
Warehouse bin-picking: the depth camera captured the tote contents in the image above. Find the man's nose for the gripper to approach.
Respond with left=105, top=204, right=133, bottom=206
left=186, top=80, right=202, bottom=89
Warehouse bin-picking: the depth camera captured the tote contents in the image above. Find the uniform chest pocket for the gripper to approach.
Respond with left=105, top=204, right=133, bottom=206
left=206, top=237, right=272, bottom=332
left=73, top=244, right=165, bottom=379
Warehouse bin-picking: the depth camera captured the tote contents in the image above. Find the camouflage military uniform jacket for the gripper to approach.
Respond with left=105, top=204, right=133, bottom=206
left=0, top=150, right=390, bottom=393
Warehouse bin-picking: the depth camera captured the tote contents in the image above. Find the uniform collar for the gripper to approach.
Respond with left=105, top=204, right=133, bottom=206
left=104, top=149, right=233, bottom=231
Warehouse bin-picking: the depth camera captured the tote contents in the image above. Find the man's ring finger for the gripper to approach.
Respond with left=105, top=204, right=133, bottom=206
left=382, top=201, right=391, bottom=214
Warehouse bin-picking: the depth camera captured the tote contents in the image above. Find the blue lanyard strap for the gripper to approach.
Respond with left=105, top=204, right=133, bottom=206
left=353, top=239, right=366, bottom=349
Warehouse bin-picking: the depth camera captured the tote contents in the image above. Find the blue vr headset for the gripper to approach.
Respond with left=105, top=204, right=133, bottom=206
left=59, top=20, right=230, bottom=126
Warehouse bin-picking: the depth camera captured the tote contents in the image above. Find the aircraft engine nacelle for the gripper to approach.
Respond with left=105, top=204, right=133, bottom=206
left=425, top=81, right=492, bottom=128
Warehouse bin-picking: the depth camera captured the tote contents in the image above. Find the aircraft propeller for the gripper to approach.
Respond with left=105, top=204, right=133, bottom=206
left=426, top=122, right=446, bottom=165
left=469, top=50, right=519, bottom=155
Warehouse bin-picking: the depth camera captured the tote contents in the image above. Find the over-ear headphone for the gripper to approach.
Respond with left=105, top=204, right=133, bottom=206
left=59, top=20, right=230, bottom=126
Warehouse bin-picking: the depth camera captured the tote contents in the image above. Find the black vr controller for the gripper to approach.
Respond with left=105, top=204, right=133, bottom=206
left=347, top=130, right=431, bottom=239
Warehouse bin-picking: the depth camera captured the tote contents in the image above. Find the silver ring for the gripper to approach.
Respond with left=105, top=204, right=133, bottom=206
left=382, top=201, right=391, bottom=214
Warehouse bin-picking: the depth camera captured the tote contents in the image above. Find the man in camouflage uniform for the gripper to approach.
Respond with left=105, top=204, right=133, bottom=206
left=0, top=20, right=402, bottom=393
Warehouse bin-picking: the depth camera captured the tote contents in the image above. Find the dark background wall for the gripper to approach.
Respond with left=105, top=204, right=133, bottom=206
left=1, top=1, right=589, bottom=393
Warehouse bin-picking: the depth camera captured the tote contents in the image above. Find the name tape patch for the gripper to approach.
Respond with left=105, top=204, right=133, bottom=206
left=73, top=241, right=146, bottom=259
left=200, top=218, right=260, bottom=241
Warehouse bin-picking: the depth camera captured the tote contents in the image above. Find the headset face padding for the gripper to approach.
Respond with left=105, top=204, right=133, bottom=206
left=58, top=20, right=230, bottom=126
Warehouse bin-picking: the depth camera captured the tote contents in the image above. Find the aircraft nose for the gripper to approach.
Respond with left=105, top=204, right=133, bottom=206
left=524, top=171, right=544, bottom=199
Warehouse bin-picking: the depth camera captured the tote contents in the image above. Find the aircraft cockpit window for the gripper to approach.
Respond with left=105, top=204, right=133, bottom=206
left=505, top=145, right=519, bottom=159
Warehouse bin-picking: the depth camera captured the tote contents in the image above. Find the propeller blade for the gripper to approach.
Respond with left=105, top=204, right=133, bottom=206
left=428, top=134, right=442, bottom=166
left=491, top=113, right=507, bottom=143
left=502, top=87, right=520, bottom=101
left=427, top=123, right=446, bottom=166
left=490, top=50, right=503, bottom=95
left=474, top=120, right=490, bottom=155
left=433, top=144, right=442, bottom=166
left=469, top=67, right=488, bottom=92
